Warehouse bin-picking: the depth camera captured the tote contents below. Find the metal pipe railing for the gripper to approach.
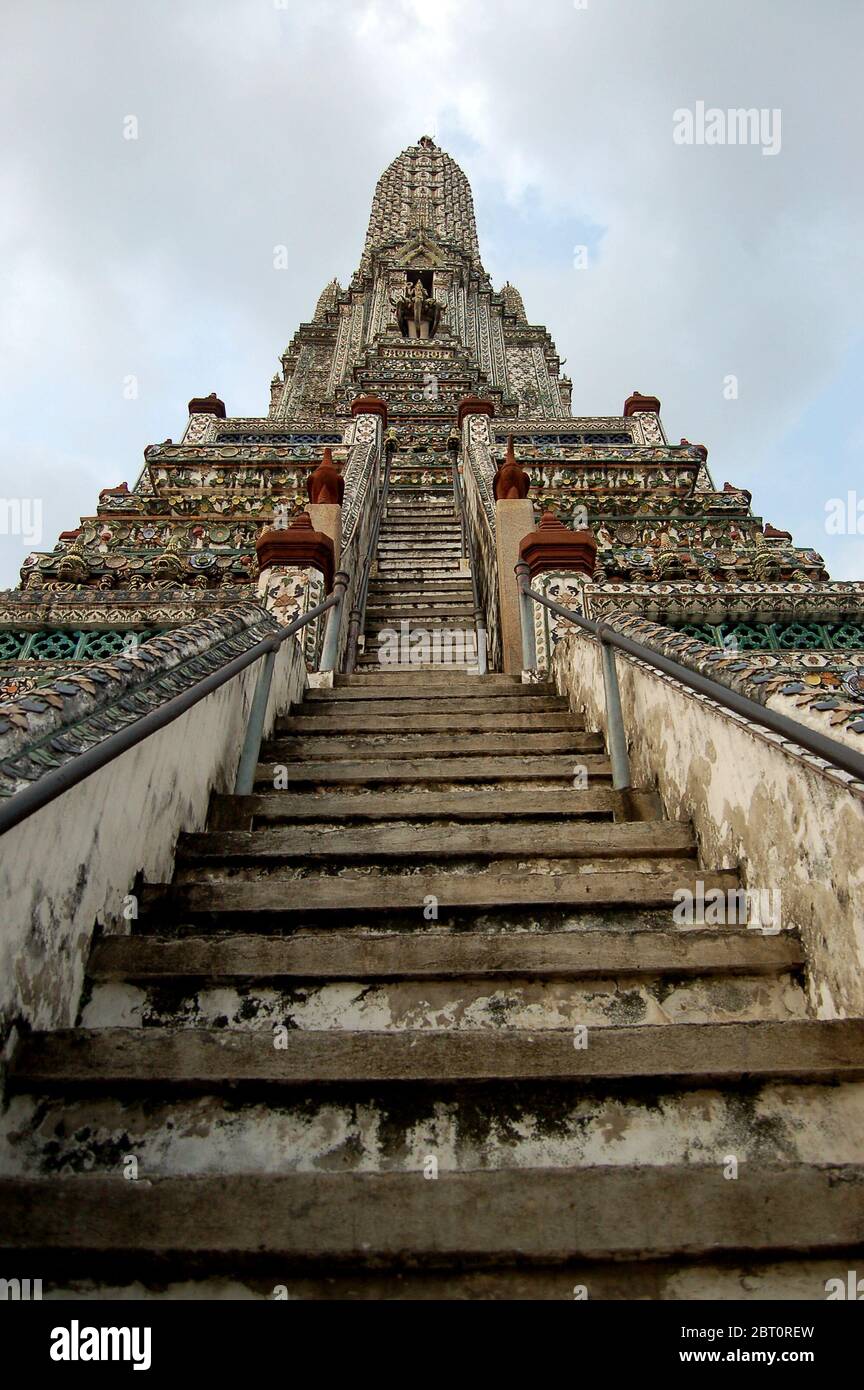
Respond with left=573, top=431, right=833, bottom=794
left=451, top=459, right=489, bottom=677
left=0, top=585, right=347, bottom=836
left=517, top=573, right=864, bottom=786
left=233, top=569, right=349, bottom=795
left=343, top=452, right=393, bottom=675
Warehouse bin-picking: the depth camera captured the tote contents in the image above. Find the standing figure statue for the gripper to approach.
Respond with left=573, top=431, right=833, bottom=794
left=390, top=276, right=446, bottom=340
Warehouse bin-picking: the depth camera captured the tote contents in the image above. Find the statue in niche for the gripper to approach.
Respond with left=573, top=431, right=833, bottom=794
left=391, top=275, right=446, bottom=340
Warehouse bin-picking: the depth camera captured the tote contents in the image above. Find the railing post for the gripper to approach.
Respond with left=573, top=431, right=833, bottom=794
left=233, top=646, right=278, bottom=797
left=319, top=570, right=350, bottom=674
left=600, top=637, right=631, bottom=791
left=515, top=563, right=537, bottom=672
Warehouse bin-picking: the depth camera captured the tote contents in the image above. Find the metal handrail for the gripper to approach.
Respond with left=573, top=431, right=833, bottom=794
left=517, top=570, right=864, bottom=788
left=343, top=451, right=393, bottom=675
left=0, top=584, right=348, bottom=836
left=451, top=459, right=489, bottom=676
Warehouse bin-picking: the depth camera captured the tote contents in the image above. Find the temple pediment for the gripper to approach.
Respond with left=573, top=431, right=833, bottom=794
left=389, top=230, right=450, bottom=269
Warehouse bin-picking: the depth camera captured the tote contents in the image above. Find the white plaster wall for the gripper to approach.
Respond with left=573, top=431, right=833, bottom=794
left=551, top=631, right=864, bottom=1018
left=0, top=639, right=307, bottom=1053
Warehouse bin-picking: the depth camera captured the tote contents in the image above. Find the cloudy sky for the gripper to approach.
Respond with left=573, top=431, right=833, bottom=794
left=1, top=0, right=862, bottom=588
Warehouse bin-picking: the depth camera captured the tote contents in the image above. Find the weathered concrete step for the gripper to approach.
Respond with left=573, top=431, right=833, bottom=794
left=89, top=928, right=805, bottom=983
left=277, top=713, right=582, bottom=735
left=142, top=868, right=732, bottom=915
left=210, top=788, right=623, bottom=828
left=375, top=564, right=465, bottom=574
left=334, top=673, right=525, bottom=686
left=366, top=601, right=475, bottom=613
left=4, top=1168, right=862, bottom=1264
left=370, top=578, right=473, bottom=590
left=323, top=678, right=551, bottom=697
left=378, top=541, right=462, bottom=551
left=178, top=821, right=693, bottom=864
left=296, top=697, right=569, bottom=717
left=377, top=556, right=463, bottom=567
left=367, top=588, right=475, bottom=600
left=355, top=661, right=479, bottom=673
left=11, top=1021, right=864, bottom=1090
left=385, top=508, right=457, bottom=517
left=262, top=734, right=604, bottom=762
left=364, top=618, right=476, bottom=632
left=379, top=533, right=463, bottom=543
left=356, top=668, right=479, bottom=677
left=366, top=604, right=475, bottom=616
left=369, top=591, right=468, bottom=600
left=366, top=610, right=477, bottom=623
left=254, top=753, right=612, bottom=784
left=6, top=1263, right=857, bottom=1301
left=372, top=580, right=466, bottom=589
left=373, top=575, right=467, bottom=585
left=382, top=521, right=458, bottom=529
left=11, top=1075, right=855, bottom=1183
left=375, top=553, right=463, bottom=564
left=84, top=971, right=806, bottom=1033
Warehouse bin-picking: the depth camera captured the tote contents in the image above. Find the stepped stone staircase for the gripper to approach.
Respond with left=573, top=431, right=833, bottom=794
left=2, top=670, right=864, bottom=1298
left=359, top=491, right=479, bottom=672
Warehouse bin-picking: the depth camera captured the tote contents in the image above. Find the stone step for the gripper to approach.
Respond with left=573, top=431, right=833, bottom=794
left=374, top=571, right=467, bottom=582
left=379, top=531, right=461, bottom=540
left=255, top=753, right=612, bottom=784
left=10, top=1021, right=864, bottom=1091
left=370, top=578, right=473, bottom=589
left=324, top=677, right=551, bottom=695
left=355, top=660, right=479, bottom=672
left=355, top=662, right=480, bottom=674
left=379, top=531, right=463, bottom=542
left=368, top=585, right=475, bottom=596
left=141, top=868, right=735, bottom=917
left=209, top=788, right=626, bottom=829
left=88, top=928, right=805, bottom=984
left=375, top=550, right=463, bottom=561
left=368, top=586, right=475, bottom=598
left=381, top=523, right=458, bottom=532
left=13, top=1261, right=856, bottom=1301
left=8, top=1075, right=857, bottom=1190
left=177, top=820, right=693, bottom=865
left=295, top=697, right=569, bottom=717
left=82, top=973, right=806, bottom=1033
left=279, top=712, right=578, bottom=734
left=376, top=552, right=463, bottom=561
left=372, top=575, right=468, bottom=585
left=263, top=733, right=603, bottom=760
left=365, top=609, right=477, bottom=623
left=333, top=672, right=525, bottom=685
left=366, top=597, right=475, bottom=610
left=364, top=618, right=477, bottom=632
left=4, top=1167, right=860, bottom=1263
left=377, top=522, right=461, bottom=533
left=6, top=1167, right=864, bottom=1273
left=385, top=507, right=457, bottom=516
left=378, top=547, right=463, bottom=558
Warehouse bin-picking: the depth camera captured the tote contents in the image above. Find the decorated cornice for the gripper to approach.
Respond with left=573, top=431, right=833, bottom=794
left=582, top=579, right=864, bottom=618
left=544, top=586, right=864, bottom=746
left=0, top=602, right=278, bottom=796
left=0, top=588, right=243, bottom=626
